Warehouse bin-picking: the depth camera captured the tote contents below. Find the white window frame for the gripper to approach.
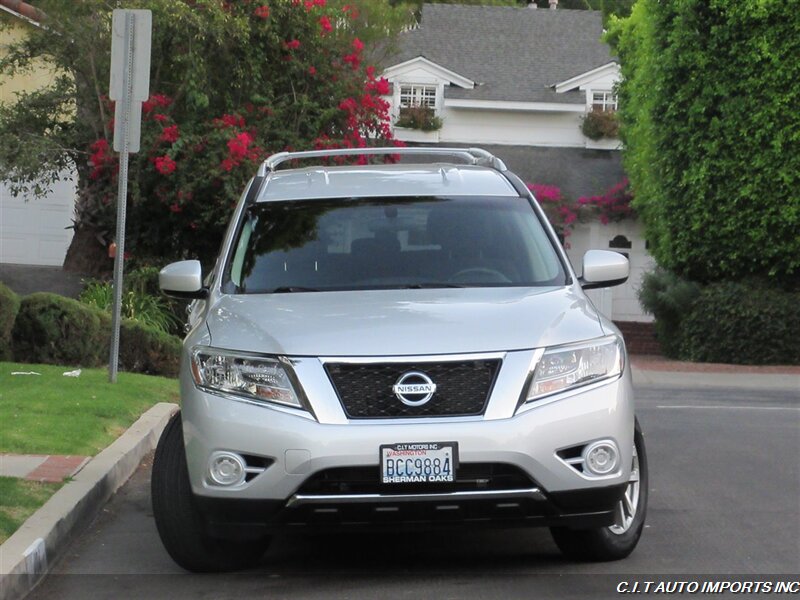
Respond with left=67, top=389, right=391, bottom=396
left=399, top=84, right=438, bottom=110
left=591, top=90, right=618, bottom=112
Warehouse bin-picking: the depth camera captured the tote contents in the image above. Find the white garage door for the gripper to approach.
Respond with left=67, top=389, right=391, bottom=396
left=0, top=174, right=76, bottom=266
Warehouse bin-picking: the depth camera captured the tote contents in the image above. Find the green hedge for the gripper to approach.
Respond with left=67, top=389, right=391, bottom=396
left=639, top=272, right=800, bottom=365
left=119, top=320, right=181, bottom=378
left=11, top=292, right=181, bottom=376
left=637, top=269, right=700, bottom=359
left=12, top=293, right=107, bottom=366
left=615, top=0, right=800, bottom=285
left=0, top=283, right=20, bottom=361
left=680, top=282, right=800, bottom=365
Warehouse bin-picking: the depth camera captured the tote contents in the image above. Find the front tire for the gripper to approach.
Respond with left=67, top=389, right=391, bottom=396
left=151, top=412, right=270, bottom=572
left=550, top=419, right=648, bottom=561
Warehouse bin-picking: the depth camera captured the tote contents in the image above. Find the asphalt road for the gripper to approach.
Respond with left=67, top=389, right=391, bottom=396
left=30, top=385, right=800, bottom=599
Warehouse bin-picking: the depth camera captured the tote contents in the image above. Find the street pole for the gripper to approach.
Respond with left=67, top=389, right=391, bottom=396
left=108, top=12, right=134, bottom=383
left=108, top=9, right=151, bottom=382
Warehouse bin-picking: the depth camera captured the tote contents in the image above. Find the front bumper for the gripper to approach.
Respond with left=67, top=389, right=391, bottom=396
left=194, top=483, right=627, bottom=537
left=180, top=349, right=634, bottom=531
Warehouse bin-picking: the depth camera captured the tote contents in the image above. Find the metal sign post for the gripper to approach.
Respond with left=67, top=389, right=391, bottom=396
left=108, top=9, right=151, bottom=383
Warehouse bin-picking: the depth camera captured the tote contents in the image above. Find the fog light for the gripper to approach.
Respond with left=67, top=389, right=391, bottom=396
left=583, top=441, right=619, bottom=476
left=208, top=451, right=246, bottom=486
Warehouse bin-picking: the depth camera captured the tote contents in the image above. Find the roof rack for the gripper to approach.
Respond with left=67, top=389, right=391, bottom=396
left=257, top=146, right=507, bottom=176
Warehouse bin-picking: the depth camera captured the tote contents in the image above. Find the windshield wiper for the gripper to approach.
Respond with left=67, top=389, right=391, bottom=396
left=269, top=286, right=321, bottom=293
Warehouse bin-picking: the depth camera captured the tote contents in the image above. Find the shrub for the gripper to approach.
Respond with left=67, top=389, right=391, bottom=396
left=395, top=106, right=443, bottom=131
left=581, top=108, right=619, bottom=140
left=10, top=292, right=182, bottom=375
left=0, top=283, right=20, bottom=361
left=12, top=293, right=107, bottom=366
left=680, top=282, right=800, bottom=365
left=118, top=320, right=182, bottom=378
left=637, top=269, right=700, bottom=358
left=79, top=268, right=184, bottom=335
left=125, top=266, right=187, bottom=336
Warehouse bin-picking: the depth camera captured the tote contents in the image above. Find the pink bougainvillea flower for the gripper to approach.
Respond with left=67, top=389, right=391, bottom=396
left=308, top=66, right=317, bottom=75
left=159, top=125, right=180, bottom=143
left=253, top=5, right=269, bottom=19
left=220, top=158, right=237, bottom=172
left=227, top=132, right=253, bottom=160
left=319, top=15, right=332, bottom=34
left=352, top=38, right=364, bottom=52
left=285, top=39, right=301, bottom=50
left=342, top=53, right=360, bottom=69
left=90, top=138, right=108, bottom=154
left=152, top=113, right=169, bottom=123
left=217, top=113, right=246, bottom=128
left=527, top=183, right=562, bottom=202
left=142, top=93, right=172, bottom=114
left=373, top=77, right=390, bottom=95
left=154, top=155, right=177, bottom=175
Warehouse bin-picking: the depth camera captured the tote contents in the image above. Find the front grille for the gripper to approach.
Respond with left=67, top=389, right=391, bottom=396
left=325, top=359, right=501, bottom=418
left=296, top=463, right=537, bottom=496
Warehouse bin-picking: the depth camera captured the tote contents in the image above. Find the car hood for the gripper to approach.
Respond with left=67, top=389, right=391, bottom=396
left=204, top=287, right=604, bottom=357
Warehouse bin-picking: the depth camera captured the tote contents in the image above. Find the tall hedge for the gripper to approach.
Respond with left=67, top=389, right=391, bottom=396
left=0, top=283, right=20, bottom=361
left=614, top=0, right=800, bottom=286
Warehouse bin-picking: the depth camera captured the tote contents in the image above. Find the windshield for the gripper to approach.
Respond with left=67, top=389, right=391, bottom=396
left=225, top=196, right=566, bottom=293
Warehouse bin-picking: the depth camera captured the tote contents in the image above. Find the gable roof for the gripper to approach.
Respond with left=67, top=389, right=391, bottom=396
left=389, top=4, right=614, bottom=105
left=383, top=56, right=475, bottom=89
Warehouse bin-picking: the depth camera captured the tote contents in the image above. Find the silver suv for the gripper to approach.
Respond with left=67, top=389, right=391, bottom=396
left=153, top=147, right=647, bottom=572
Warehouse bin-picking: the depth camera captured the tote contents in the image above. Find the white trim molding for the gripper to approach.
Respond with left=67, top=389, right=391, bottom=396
left=554, top=61, right=620, bottom=94
left=445, top=98, right=586, bottom=113
left=383, top=56, right=475, bottom=90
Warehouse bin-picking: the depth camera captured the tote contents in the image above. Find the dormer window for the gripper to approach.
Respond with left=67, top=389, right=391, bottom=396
left=591, top=91, right=618, bottom=112
left=399, top=84, right=437, bottom=110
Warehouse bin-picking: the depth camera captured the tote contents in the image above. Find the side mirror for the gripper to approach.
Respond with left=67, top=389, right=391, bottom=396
left=159, top=260, right=208, bottom=299
left=579, top=250, right=629, bottom=290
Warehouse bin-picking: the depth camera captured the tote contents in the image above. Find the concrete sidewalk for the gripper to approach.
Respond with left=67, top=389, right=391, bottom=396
left=630, top=355, right=800, bottom=392
left=0, top=455, right=90, bottom=483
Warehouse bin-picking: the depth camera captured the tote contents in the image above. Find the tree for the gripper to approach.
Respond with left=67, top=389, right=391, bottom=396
left=0, top=0, right=413, bottom=271
left=614, top=0, right=800, bottom=286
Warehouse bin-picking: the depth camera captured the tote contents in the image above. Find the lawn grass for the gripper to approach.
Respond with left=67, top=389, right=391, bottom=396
left=0, top=477, right=63, bottom=544
left=0, top=362, right=179, bottom=456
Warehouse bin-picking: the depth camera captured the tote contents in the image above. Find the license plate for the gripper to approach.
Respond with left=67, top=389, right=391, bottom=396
left=380, top=442, right=458, bottom=484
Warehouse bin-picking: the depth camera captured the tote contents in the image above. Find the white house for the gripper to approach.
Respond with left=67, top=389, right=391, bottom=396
left=382, top=3, right=652, bottom=322
left=0, top=0, right=77, bottom=267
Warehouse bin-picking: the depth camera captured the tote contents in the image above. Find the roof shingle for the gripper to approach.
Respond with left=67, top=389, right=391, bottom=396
left=391, top=4, right=614, bottom=104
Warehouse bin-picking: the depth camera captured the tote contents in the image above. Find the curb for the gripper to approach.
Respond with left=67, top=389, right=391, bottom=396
left=0, top=402, right=178, bottom=600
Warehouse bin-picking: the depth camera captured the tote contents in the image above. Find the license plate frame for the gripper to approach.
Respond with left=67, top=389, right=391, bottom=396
left=380, top=442, right=458, bottom=484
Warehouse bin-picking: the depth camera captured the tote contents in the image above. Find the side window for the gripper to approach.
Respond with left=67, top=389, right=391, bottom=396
left=399, top=84, right=437, bottom=110
left=591, top=91, right=618, bottom=112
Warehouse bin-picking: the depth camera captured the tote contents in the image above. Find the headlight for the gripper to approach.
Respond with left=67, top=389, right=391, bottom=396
left=526, top=335, right=623, bottom=402
left=191, top=348, right=303, bottom=409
